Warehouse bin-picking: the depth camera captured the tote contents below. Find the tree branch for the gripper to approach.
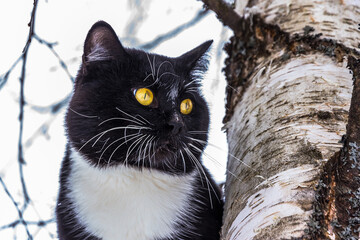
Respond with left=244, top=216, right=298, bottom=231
left=200, top=0, right=241, bottom=35
left=140, top=9, right=209, bottom=50
left=0, top=177, right=33, bottom=239
left=18, top=0, right=39, bottom=212
left=22, top=0, right=39, bottom=53
left=34, top=34, right=75, bottom=82
left=0, top=56, right=22, bottom=91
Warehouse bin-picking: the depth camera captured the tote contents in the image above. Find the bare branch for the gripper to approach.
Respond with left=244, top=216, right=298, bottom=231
left=25, top=94, right=71, bottom=149
left=0, top=56, right=22, bottom=91
left=34, top=34, right=75, bottom=82
left=22, top=0, right=39, bottom=53
left=200, top=0, right=241, bottom=35
left=139, top=9, right=209, bottom=50
left=18, top=0, right=40, bottom=212
left=0, top=177, right=33, bottom=239
left=0, top=218, right=55, bottom=231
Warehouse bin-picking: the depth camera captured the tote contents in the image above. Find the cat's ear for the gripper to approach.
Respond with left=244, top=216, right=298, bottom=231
left=83, top=21, right=127, bottom=63
left=177, top=40, right=213, bottom=72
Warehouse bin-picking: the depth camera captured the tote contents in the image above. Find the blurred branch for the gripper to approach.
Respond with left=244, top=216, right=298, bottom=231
left=34, top=34, right=75, bottom=82
left=0, top=1, right=39, bottom=239
left=0, top=56, right=22, bottom=91
left=18, top=0, right=39, bottom=212
left=139, top=9, right=209, bottom=50
left=0, top=218, right=55, bottom=231
left=0, top=177, right=33, bottom=240
left=25, top=94, right=72, bottom=149
left=124, top=0, right=151, bottom=46
left=51, top=8, right=209, bottom=71
left=23, top=0, right=39, bottom=53
left=30, top=93, right=71, bottom=114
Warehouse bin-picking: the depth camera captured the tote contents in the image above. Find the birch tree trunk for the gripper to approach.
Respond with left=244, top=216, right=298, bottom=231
left=201, top=0, right=360, bottom=239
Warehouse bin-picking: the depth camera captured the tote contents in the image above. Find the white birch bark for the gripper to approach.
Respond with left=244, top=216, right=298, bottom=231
left=222, top=0, right=360, bottom=239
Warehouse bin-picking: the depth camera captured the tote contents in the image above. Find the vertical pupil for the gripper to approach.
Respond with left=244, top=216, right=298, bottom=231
left=144, top=92, right=147, bottom=100
left=186, top=102, right=189, bottom=110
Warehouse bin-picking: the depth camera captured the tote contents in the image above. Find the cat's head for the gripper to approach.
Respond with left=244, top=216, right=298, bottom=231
left=66, top=21, right=212, bottom=175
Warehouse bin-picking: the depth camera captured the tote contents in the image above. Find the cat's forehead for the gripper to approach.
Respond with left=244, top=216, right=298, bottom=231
left=141, top=53, right=177, bottom=81
left=145, top=68, right=183, bottom=102
left=139, top=53, right=190, bottom=99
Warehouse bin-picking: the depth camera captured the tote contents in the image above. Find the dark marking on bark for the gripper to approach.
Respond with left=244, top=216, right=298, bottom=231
left=253, top=215, right=309, bottom=240
left=317, top=111, right=332, bottom=120
left=222, top=15, right=290, bottom=123
left=218, top=8, right=360, bottom=123
left=303, top=26, right=315, bottom=35
left=347, top=57, right=360, bottom=145
left=334, top=56, right=360, bottom=239
left=299, top=143, right=323, bottom=160
left=305, top=55, right=360, bottom=240
left=305, top=152, right=339, bottom=239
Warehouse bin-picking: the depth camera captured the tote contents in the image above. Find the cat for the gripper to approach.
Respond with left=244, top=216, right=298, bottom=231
left=56, top=20, right=223, bottom=240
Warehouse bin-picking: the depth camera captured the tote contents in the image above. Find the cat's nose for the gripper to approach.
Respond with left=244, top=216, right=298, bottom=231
left=168, top=112, right=184, bottom=135
left=169, top=120, right=183, bottom=135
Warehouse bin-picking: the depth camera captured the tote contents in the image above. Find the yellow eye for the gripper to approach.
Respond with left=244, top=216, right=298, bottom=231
left=134, top=88, right=153, bottom=106
left=180, top=99, right=193, bottom=115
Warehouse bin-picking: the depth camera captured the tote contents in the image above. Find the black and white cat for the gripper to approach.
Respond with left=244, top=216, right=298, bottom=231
left=56, top=21, right=223, bottom=240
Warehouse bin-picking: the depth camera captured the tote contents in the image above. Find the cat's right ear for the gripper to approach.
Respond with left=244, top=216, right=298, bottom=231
left=82, top=21, right=128, bottom=66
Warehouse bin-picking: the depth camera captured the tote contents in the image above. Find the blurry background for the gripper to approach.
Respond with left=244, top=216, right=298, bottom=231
left=0, top=0, right=230, bottom=239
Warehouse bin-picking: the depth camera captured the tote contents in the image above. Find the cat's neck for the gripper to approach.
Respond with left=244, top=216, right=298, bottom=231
left=67, top=147, right=198, bottom=240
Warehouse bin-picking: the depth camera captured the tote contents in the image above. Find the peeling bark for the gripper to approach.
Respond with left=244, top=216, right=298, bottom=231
left=200, top=0, right=360, bottom=239
left=223, top=52, right=353, bottom=239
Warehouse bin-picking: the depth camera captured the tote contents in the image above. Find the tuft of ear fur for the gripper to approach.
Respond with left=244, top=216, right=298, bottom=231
left=177, top=40, right=213, bottom=80
left=83, top=21, right=128, bottom=63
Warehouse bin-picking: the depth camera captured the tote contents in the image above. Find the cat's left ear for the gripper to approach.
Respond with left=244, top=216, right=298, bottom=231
left=82, top=21, right=128, bottom=64
left=177, top=40, right=213, bottom=72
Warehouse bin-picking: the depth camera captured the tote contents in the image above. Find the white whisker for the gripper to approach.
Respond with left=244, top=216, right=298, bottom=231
left=188, top=131, right=208, bottom=134
left=96, top=137, right=110, bottom=154
left=142, top=136, right=155, bottom=162
left=135, top=114, right=153, bottom=126
left=158, top=71, right=179, bottom=81
left=152, top=55, right=156, bottom=79
left=98, top=117, right=145, bottom=126
left=136, top=135, right=152, bottom=163
left=143, top=72, right=154, bottom=82
left=156, top=60, right=173, bottom=80
left=116, top=107, right=148, bottom=125
left=184, top=79, right=200, bottom=89
left=108, top=134, right=145, bottom=164
left=146, top=53, right=155, bottom=80
left=69, top=107, right=98, bottom=118
left=123, top=135, right=147, bottom=165
left=183, top=146, right=216, bottom=209
left=80, top=125, right=149, bottom=151
left=189, top=137, right=253, bottom=169
left=179, top=149, right=186, bottom=174
left=99, top=133, right=140, bottom=163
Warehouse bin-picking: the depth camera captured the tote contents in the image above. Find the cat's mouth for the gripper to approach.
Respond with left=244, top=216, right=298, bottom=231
left=154, top=139, right=179, bottom=157
left=156, top=140, right=175, bottom=152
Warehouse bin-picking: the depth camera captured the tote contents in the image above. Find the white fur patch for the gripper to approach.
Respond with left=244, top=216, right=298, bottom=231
left=68, top=147, right=196, bottom=240
left=87, top=43, right=111, bottom=62
left=166, top=84, right=178, bottom=102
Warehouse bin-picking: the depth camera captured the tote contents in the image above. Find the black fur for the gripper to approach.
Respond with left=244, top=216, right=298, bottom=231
left=56, top=21, right=223, bottom=240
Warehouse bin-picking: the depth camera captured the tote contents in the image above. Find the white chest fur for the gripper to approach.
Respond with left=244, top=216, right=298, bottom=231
left=68, top=148, right=196, bottom=240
